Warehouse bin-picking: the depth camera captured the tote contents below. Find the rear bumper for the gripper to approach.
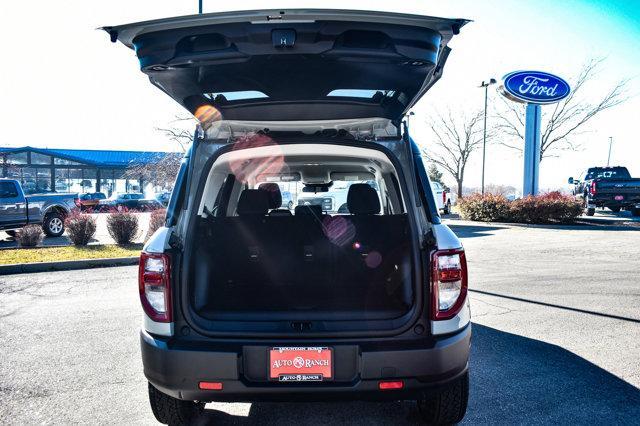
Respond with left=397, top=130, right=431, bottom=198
left=140, top=325, right=471, bottom=402
left=591, top=196, right=640, bottom=208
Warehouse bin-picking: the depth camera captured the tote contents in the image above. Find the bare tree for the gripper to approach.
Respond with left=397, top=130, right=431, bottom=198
left=125, top=152, right=183, bottom=191
left=423, top=109, right=487, bottom=197
left=494, top=58, right=628, bottom=160
left=124, top=116, right=195, bottom=191
left=155, top=115, right=197, bottom=152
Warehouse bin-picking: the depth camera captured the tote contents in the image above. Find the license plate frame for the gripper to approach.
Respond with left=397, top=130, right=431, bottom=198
left=269, top=347, right=333, bottom=382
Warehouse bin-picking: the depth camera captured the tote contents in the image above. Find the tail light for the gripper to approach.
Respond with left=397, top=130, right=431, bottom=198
left=431, top=248, right=468, bottom=320
left=139, top=252, right=172, bottom=322
left=442, top=190, right=447, bottom=204
left=589, top=181, right=597, bottom=196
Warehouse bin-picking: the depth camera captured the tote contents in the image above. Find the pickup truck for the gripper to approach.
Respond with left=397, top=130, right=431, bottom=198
left=431, top=182, right=453, bottom=215
left=569, top=166, right=640, bottom=216
left=0, top=178, right=79, bottom=237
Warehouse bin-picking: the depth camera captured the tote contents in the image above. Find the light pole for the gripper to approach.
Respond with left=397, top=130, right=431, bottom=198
left=479, top=79, right=496, bottom=194
left=198, top=0, right=203, bottom=14
left=607, top=136, right=613, bottom=167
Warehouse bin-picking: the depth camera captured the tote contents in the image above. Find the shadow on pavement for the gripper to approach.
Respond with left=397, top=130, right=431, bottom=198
left=193, top=324, right=640, bottom=425
left=447, top=223, right=507, bottom=239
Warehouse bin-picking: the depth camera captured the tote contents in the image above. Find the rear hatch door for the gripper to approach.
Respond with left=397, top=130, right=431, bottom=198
left=103, top=9, right=467, bottom=122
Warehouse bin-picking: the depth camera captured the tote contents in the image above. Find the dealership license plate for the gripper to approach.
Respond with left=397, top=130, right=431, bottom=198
left=615, top=195, right=624, bottom=201
left=269, top=347, right=333, bottom=382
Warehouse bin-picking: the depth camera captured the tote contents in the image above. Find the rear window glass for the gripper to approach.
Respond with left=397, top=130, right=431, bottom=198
left=261, top=180, right=380, bottom=214
left=585, top=168, right=631, bottom=180
left=204, top=90, right=268, bottom=101
left=326, top=89, right=395, bottom=99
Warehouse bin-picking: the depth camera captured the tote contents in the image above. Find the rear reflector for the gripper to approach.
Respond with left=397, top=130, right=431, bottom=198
left=379, top=381, right=404, bottom=390
left=199, top=381, right=223, bottom=390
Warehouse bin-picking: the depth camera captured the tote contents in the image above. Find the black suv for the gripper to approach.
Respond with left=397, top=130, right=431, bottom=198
left=105, top=9, right=471, bottom=425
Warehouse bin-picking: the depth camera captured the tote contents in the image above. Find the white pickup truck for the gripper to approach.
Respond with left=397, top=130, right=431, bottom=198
left=431, top=182, right=453, bottom=215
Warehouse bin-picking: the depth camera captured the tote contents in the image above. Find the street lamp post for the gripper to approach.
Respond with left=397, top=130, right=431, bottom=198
left=607, top=136, right=613, bottom=167
left=198, top=0, right=203, bottom=14
left=479, top=78, right=497, bottom=195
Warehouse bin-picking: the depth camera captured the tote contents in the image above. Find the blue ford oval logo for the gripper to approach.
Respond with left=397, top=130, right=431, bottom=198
left=500, top=71, right=571, bottom=104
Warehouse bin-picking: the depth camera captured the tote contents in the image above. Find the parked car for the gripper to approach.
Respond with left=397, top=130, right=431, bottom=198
left=569, top=166, right=640, bottom=216
left=99, top=193, right=163, bottom=211
left=78, top=192, right=107, bottom=211
left=154, top=191, right=172, bottom=207
left=431, top=182, right=452, bottom=215
left=280, top=190, right=294, bottom=210
left=105, top=9, right=470, bottom=426
left=0, top=178, right=79, bottom=237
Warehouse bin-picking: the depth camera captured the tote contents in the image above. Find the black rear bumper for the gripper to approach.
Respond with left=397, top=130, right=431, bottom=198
left=140, top=325, right=471, bottom=402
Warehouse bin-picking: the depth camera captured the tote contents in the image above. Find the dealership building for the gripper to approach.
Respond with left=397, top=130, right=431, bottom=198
left=0, top=146, right=178, bottom=196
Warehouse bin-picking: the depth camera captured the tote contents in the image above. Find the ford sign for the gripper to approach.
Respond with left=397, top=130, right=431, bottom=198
left=499, top=71, right=571, bottom=104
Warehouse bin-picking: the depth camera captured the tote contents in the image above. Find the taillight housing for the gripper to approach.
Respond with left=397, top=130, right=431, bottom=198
left=589, top=181, right=597, bottom=196
left=431, top=248, right=468, bottom=320
left=442, top=190, right=447, bottom=204
left=139, top=252, right=172, bottom=322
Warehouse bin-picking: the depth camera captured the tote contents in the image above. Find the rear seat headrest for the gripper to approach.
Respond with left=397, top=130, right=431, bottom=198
left=258, top=182, right=282, bottom=209
left=237, top=189, right=269, bottom=216
left=347, top=183, right=380, bottom=215
left=295, top=204, right=323, bottom=218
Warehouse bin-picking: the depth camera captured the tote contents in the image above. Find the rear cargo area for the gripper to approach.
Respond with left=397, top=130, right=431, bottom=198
left=189, top=209, right=413, bottom=322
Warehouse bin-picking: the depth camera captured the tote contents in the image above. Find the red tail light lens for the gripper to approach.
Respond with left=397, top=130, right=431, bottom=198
left=431, top=248, right=468, bottom=320
left=138, top=252, right=172, bottom=322
left=442, top=190, right=447, bottom=204
left=590, top=181, right=597, bottom=196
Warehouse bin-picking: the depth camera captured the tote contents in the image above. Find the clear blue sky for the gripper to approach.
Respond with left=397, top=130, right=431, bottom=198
left=1, top=0, right=638, bottom=190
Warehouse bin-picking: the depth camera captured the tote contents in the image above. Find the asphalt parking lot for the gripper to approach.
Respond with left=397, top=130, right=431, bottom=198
left=1, top=220, right=639, bottom=424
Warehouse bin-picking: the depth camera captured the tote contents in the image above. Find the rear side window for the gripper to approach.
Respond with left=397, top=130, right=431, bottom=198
left=0, top=181, right=18, bottom=198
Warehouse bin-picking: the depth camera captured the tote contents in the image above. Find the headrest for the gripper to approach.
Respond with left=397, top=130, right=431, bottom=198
left=258, top=182, right=282, bottom=209
left=347, top=183, right=380, bottom=215
left=295, top=205, right=323, bottom=218
left=237, top=189, right=269, bottom=216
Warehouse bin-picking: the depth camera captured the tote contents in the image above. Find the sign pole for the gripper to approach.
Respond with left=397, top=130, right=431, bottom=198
left=499, top=71, right=570, bottom=198
left=522, top=103, right=541, bottom=196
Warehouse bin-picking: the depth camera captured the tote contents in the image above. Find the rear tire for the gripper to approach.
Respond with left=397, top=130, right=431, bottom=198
left=5, top=230, right=17, bottom=238
left=43, top=212, right=65, bottom=237
left=585, top=207, right=595, bottom=216
left=609, top=206, right=621, bottom=213
left=148, top=382, right=204, bottom=425
left=417, top=372, right=469, bottom=425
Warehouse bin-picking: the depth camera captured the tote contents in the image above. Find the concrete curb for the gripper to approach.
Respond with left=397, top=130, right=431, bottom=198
left=0, top=257, right=139, bottom=275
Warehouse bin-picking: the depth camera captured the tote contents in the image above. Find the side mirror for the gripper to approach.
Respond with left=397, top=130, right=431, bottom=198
left=568, top=177, right=574, bottom=184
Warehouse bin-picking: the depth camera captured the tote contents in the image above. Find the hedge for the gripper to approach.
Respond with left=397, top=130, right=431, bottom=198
left=458, top=192, right=582, bottom=224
